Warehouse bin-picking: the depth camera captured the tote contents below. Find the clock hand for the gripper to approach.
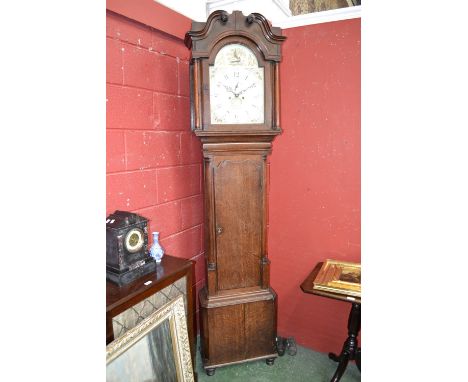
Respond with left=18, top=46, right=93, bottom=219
left=223, top=84, right=236, bottom=95
left=237, top=83, right=256, bottom=96
left=229, top=82, right=241, bottom=97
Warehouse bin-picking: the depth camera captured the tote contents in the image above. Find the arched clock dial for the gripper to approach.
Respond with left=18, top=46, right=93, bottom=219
left=209, top=43, right=264, bottom=124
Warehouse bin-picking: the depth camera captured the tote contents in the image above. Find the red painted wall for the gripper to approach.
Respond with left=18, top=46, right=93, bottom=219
left=269, top=19, right=361, bottom=354
left=106, top=0, right=361, bottom=353
left=106, top=8, right=206, bottom=329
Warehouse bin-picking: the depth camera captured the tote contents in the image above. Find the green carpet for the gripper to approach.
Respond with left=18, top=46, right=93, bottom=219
left=194, top=343, right=360, bottom=382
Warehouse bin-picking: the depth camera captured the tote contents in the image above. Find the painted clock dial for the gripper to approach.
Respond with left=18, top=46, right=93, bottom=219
left=209, top=43, right=264, bottom=124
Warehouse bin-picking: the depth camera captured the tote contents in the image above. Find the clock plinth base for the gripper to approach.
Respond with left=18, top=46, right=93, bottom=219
left=106, top=258, right=156, bottom=287
left=199, top=287, right=278, bottom=370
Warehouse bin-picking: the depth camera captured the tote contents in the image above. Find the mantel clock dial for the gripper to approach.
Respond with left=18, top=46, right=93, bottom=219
left=124, top=228, right=144, bottom=254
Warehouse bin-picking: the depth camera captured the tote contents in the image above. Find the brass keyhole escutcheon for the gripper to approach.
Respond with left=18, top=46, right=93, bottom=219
left=216, top=226, right=223, bottom=235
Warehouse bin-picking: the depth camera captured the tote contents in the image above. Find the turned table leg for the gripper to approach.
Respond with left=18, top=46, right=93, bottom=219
left=328, top=303, right=361, bottom=382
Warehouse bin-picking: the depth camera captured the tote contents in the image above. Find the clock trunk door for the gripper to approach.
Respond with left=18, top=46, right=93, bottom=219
left=213, top=156, right=264, bottom=291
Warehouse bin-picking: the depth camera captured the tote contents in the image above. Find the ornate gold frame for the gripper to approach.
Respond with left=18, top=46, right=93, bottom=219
left=313, top=259, right=361, bottom=298
left=106, top=295, right=194, bottom=382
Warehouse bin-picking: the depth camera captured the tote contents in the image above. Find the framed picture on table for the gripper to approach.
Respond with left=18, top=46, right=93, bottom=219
left=313, top=259, right=361, bottom=298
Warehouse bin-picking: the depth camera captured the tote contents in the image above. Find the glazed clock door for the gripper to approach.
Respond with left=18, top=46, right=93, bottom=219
left=213, top=155, right=264, bottom=292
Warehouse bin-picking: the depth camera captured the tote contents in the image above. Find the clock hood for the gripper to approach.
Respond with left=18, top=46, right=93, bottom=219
left=185, top=10, right=285, bottom=62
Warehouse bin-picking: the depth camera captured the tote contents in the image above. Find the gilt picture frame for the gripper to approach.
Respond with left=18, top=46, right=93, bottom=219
left=313, top=259, right=361, bottom=298
left=106, top=295, right=194, bottom=382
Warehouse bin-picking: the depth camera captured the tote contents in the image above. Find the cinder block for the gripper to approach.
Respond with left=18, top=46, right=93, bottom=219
left=123, top=44, right=178, bottom=94
left=106, top=130, right=126, bottom=173
left=181, top=194, right=203, bottom=230
left=160, top=225, right=203, bottom=260
left=180, top=132, right=202, bottom=165
left=106, top=38, right=123, bottom=84
left=106, top=170, right=157, bottom=213
left=157, top=164, right=200, bottom=203
left=106, top=84, right=153, bottom=130
left=154, top=93, right=190, bottom=131
left=178, top=60, right=190, bottom=97
left=135, top=200, right=182, bottom=239
left=122, top=44, right=157, bottom=90
left=153, top=53, right=179, bottom=94
left=125, top=131, right=181, bottom=170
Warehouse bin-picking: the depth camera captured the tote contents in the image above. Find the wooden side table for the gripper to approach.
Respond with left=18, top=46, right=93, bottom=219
left=301, top=262, right=361, bottom=382
left=106, top=255, right=195, bottom=367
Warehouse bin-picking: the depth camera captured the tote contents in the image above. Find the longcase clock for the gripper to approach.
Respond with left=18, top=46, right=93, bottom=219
left=185, top=10, right=286, bottom=376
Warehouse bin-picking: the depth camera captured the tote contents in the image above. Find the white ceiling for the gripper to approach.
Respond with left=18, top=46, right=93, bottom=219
left=154, top=0, right=207, bottom=22
left=154, top=0, right=291, bottom=24
left=154, top=0, right=360, bottom=28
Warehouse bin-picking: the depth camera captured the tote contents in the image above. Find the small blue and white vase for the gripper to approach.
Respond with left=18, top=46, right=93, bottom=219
left=149, top=232, right=165, bottom=263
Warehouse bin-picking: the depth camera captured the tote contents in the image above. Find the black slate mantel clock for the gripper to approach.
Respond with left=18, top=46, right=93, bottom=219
left=106, top=210, right=156, bottom=286
left=185, top=10, right=286, bottom=376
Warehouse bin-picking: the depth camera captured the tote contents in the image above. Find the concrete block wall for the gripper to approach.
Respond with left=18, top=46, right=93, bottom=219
left=106, top=10, right=205, bottom=329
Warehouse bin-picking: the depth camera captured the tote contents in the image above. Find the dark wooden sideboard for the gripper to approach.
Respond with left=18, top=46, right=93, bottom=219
left=106, top=255, right=195, bottom=365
